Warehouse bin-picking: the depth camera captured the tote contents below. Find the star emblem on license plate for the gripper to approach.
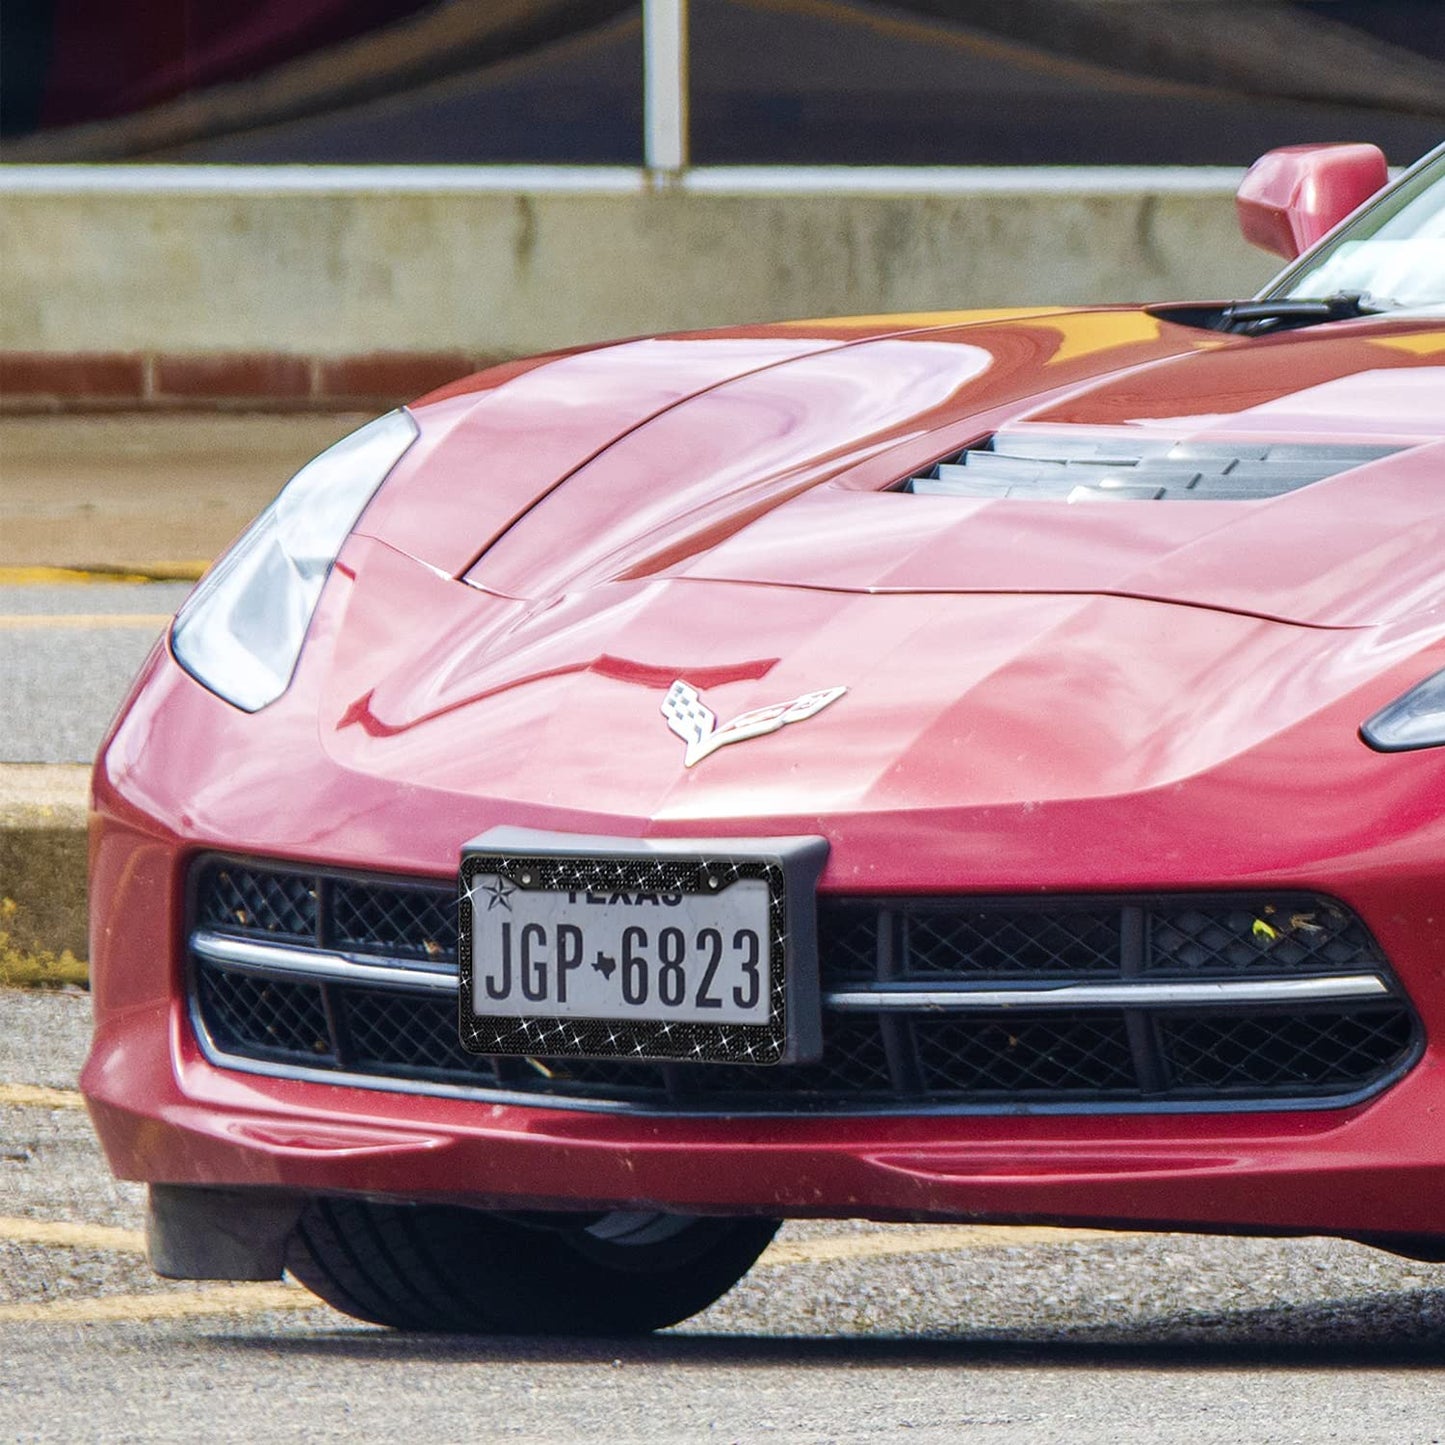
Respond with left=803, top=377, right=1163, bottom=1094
left=477, top=876, right=515, bottom=911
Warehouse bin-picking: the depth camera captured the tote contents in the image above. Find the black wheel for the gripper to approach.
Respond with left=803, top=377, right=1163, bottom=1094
left=286, top=1197, right=780, bottom=1333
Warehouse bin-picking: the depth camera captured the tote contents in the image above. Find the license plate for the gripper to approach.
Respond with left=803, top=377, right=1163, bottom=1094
left=458, top=829, right=827, bottom=1066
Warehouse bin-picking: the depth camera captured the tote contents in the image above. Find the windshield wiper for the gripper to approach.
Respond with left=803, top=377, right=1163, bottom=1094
left=1149, top=291, right=1396, bottom=335
left=1219, top=291, right=1395, bottom=333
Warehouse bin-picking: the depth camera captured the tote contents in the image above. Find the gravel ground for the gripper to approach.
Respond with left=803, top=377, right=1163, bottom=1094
left=0, top=987, right=96, bottom=1088
left=3, top=986, right=1443, bottom=1444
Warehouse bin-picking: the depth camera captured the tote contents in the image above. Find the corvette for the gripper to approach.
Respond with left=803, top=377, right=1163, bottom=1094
left=86, top=141, right=1445, bottom=1333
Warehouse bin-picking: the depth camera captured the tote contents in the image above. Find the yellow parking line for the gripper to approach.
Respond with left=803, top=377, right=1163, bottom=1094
left=0, top=1082, right=87, bottom=1111
left=0, top=1210, right=1126, bottom=1269
left=761, top=1223, right=1138, bottom=1266
left=0, top=614, right=172, bottom=629
left=0, top=566, right=153, bottom=586
left=0, top=1282, right=319, bottom=1325
left=0, top=1211, right=1146, bottom=1324
left=0, top=564, right=207, bottom=585
left=0, top=1216, right=144, bottom=1253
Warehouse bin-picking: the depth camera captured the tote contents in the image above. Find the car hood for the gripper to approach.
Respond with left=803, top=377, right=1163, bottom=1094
left=364, top=310, right=1445, bottom=631
left=319, top=535, right=1441, bottom=839
left=319, top=311, right=1445, bottom=836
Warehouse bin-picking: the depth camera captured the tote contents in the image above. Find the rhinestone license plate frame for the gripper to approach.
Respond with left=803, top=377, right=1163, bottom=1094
left=459, top=828, right=827, bottom=1065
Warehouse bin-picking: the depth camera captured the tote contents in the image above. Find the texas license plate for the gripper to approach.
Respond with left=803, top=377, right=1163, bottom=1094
left=458, top=829, right=827, bottom=1066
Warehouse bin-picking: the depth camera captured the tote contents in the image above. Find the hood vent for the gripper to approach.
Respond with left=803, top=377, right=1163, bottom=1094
left=905, top=432, right=1400, bottom=502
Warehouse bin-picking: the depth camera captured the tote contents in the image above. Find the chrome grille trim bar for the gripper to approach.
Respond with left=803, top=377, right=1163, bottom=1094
left=824, top=976, right=1392, bottom=1011
left=193, top=930, right=1392, bottom=1012
left=191, top=930, right=456, bottom=994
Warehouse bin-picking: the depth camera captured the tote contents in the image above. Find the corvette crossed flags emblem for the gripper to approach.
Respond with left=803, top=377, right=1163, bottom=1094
left=661, top=679, right=847, bottom=767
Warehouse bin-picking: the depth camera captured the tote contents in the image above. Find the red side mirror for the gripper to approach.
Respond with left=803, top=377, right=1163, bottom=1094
left=1236, top=143, right=1389, bottom=260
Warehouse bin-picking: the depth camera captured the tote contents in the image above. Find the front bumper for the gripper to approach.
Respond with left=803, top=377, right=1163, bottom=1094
left=83, top=633, right=1445, bottom=1242
left=85, top=986, right=1445, bottom=1238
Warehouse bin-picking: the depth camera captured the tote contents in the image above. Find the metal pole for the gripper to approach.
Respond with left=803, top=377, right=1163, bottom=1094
left=643, top=0, right=689, bottom=175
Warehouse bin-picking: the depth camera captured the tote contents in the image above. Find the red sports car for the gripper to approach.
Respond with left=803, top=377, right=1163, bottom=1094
left=85, top=141, right=1445, bottom=1333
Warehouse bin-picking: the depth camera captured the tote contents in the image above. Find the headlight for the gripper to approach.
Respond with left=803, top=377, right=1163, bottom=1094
left=1361, top=668, right=1445, bottom=752
left=171, top=409, right=419, bottom=711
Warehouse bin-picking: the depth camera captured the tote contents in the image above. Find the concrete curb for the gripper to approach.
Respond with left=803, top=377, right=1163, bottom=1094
left=0, top=766, right=91, bottom=960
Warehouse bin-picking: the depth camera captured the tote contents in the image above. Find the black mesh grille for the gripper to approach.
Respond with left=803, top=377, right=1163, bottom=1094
left=332, top=880, right=457, bottom=960
left=197, top=864, right=316, bottom=940
left=817, top=905, right=880, bottom=983
left=903, top=907, right=1121, bottom=976
left=343, top=988, right=497, bottom=1083
left=1158, top=1009, right=1416, bottom=1091
left=915, top=1014, right=1136, bottom=1095
left=196, top=964, right=332, bottom=1062
left=511, top=1056, right=669, bottom=1097
left=190, top=861, right=1420, bottom=1113
left=1148, top=900, right=1381, bottom=974
left=681, top=1013, right=894, bottom=1100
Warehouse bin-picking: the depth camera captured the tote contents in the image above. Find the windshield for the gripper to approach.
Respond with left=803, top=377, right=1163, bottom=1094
left=1268, top=148, right=1445, bottom=311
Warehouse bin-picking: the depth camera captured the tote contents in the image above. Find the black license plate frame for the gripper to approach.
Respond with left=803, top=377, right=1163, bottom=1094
left=458, top=828, right=826, bottom=1066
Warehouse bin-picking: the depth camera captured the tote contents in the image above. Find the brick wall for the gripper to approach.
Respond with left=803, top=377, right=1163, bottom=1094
left=0, top=351, right=499, bottom=412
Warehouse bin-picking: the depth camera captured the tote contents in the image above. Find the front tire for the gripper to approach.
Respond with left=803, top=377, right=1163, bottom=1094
left=286, top=1197, right=779, bottom=1333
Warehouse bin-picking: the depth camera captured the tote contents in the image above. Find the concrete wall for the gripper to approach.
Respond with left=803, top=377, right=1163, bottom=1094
left=1, top=166, right=1279, bottom=358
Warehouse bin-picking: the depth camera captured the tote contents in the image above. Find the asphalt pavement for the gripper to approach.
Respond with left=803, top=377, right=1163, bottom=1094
left=3, top=991, right=1444, bottom=1443
left=0, top=581, right=190, bottom=764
